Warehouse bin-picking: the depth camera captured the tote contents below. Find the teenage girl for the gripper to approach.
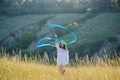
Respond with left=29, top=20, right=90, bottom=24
left=54, top=34, right=69, bottom=75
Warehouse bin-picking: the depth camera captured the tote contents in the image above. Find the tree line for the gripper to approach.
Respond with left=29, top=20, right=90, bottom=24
left=0, top=0, right=120, bottom=15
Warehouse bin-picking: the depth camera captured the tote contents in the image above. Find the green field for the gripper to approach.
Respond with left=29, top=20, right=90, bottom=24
left=32, top=13, right=120, bottom=46
left=0, top=15, right=10, bottom=21
left=36, top=13, right=83, bottom=38
left=0, top=13, right=120, bottom=52
left=59, top=13, right=120, bottom=46
left=48, top=13, right=83, bottom=25
left=0, top=13, right=82, bottom=41
left=0, top=14, right=56, bottom=41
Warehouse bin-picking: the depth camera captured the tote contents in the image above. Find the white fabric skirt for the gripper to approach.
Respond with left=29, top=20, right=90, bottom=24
left=57, top=52, right=68, bottom=66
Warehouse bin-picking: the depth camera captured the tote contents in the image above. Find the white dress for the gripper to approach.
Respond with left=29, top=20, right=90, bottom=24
left=56, top=43, right=69, bottom=66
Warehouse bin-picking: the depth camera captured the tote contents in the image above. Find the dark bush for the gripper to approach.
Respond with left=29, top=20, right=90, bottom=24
left=16, top=29, right=36, bottom=49
left=108, top=35, right=118, bottom=43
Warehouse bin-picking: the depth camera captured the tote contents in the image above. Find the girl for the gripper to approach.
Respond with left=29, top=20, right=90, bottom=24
left=54, top=34, right=69, bottom=75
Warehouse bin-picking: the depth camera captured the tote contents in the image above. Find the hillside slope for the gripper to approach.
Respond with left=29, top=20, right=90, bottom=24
left=0, top=14, right=56, bottom=41
left=0, top=13, right=120, bottom=54
left=57, top=13, right=120, bottom=54
left=27, top=13, right=83, bottom=51
left=27, top=12, right=120, bottom=53
left=61, top=13, right=120, bottom=45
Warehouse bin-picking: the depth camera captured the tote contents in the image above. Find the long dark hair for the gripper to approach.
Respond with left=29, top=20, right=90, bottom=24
left=59, top=43, right=67, bottom=50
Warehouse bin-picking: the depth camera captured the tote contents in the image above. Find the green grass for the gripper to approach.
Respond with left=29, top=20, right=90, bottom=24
left=36, top=13, right=83, bottom=38
left=0, top=14, right=56, bottom=41
left=0, top=13, right=82, bottom=41
left=60, top=13, right=120, bottom=46
left=0, top=15, right=10, bottom=21
left=34, top=12, right=120, bottom=52
left=28, top=13, right=84, bottom=51
left=1, top=13, right=120, bottom=52
left=48, top=13, right=83, bottom=25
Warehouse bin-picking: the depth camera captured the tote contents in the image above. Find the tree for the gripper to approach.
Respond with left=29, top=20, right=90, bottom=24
left=118, top=0, right=120, bottom=7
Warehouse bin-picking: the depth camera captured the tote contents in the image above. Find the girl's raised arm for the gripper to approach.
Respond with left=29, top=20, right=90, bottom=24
left=54, top=34, right=59, bottom=49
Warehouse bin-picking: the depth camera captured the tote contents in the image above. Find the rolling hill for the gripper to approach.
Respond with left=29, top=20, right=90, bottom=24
left=0, top=12, right=120, bottom=55
left=61, top=12, right=120, bottom=45
left=0, top=14, right=56, bottom=41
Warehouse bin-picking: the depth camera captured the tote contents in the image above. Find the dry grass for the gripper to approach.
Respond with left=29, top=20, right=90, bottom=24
left=0, top=54, right=120, bottom=80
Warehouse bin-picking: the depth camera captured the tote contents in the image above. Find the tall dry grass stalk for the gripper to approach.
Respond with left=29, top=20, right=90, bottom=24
left=0, top=49, right=120, bottom=80
left=0, top=49, right=120, bottom=66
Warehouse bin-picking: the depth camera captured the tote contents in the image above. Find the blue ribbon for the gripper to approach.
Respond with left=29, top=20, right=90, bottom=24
left=36, top=23, right=77, bottom=48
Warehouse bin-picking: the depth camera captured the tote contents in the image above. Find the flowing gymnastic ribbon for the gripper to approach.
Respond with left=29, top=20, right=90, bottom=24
left=36, top=23, right=77, bottom=48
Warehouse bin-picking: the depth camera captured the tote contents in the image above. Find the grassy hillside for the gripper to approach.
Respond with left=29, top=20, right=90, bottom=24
left=48, top=13, right=83, bottom=25
left=59, top=13, right=120, bottom=47
left=0, top=13, right=83, bottom=51
left=0, top=13, right=82, bottom=41
left=0, top=56, right=120, bottom=80
left=0, top=13, right=120, bottom=53
left=27, top=13, right=83, bottom=51
left=36, top=13, right=83, bottom=37
left=0, top=14, right=56, bottom=41
left=0, top=15, right=10, bottom=21
left=26, top=12, right=120, bottom=52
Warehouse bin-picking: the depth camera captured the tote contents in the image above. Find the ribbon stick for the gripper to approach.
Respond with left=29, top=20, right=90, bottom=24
left=36, top=23, right=77, bottom=48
